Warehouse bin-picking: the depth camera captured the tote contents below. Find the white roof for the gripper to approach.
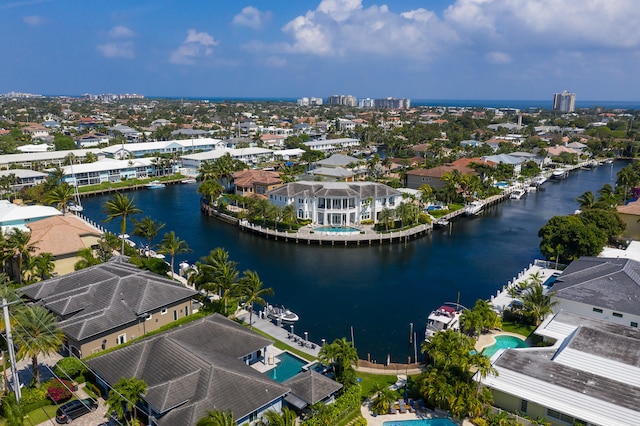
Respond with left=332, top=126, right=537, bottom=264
left=16, top=144, right=52, bottom=153
left=101, top=138, right=223, bottom=154
left=274, top=148, right=306, bottom=157
left=0, top=149, right=102, bottom=164
left=61, top=158, right=154, bottom=174
left=181, top=147, right=273, bottom=161
left=0, top=169, right=47, bottom=179
left=0, top=201, right=62, bottom=224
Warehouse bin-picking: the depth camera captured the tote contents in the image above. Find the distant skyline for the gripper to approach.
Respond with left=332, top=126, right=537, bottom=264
left=2, top=0, right=639, bottom=101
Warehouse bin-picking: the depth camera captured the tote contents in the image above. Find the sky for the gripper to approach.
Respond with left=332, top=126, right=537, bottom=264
left=2, top=0, right=640, bottom=101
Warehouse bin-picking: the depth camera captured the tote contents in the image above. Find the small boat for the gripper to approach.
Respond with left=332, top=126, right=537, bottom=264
left=604, top=159, right=614, bottom=164
left=425, top=302, right=466, bottom=340
left=265, top=304, right=299, bottom=323
left=181, top=178, right=197, bottom=184
left=526, top=185, right=537, bottom=192
left=551, top=169, right=567, bottom=179
left=531, top=175, right=547, bottom=186
left=144, top=180, right=166, bottom=189
left=464, top=200, right=484, bottom=216
left=510, top=188, right=526, bottom=199
left=434, top=218, right=450, bottom=228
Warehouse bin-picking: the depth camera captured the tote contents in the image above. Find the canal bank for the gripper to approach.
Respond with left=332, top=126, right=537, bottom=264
left=78, top=160, right=627, bottom=362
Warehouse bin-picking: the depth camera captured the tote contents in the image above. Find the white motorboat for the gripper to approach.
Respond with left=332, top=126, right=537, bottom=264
left=434, top=218, right=450, bottom=227
left=144, top=180, right=166, bottom=189
left=265, top=304, right=299, bottom=323
left=531, top=175, right=547, bottom=186
left=464, top=200, right=484, bottom=216
left=526, top=185, right=537, bottom=192
left=181, top=178, right=197, bottom=184
left=510, top=188, right=526, bottom=199
left=425, top=302, right=466, bottom=340
left=551, top=169, right=567, bottom=179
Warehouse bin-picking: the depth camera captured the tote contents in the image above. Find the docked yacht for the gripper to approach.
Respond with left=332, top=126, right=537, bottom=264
left=464, top=200, right=484, bottom=216
left=551, top=169, right=567, bottom=179
left=510, top=188, right=526, bottom=199
left=144, top=180, right=166, bottom=189
left=265, top=304, right=299, bottom=323
left=531, top=175, right=547, bottom=186
left=425, top=302, right=466, bottom=340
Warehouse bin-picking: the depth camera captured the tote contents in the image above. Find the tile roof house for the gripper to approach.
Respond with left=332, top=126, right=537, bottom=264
left=233, top=169, right=283, bottom=198
left=404, top=160, right=480, bottom=190
left=550, top=257, right=640, bottom=329
left=480, top=311, right=640, bottom=426
left=88, top=314, right=289, bottom=425
left=283, top=370, right=342, bottom=411
left=616, top=199, right=640, bottom=240
left=19, top=259, right=197, bottom=357
left=27, top=214, right=103, bottom=275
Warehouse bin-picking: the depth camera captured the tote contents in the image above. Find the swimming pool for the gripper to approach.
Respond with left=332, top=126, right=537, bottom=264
left=314, top=226, right=360, bottom=234
left=543, top=274, right=559, bottom=288
left=268, top=352, right=307, bottom=382
left=482, top=335, right=529, bottom=358
left=382, top=418, right=456, bottom=426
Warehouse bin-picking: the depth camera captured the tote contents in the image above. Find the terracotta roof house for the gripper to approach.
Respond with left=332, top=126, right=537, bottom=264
left=27, top=214, right=102, bottom=275
left=404, top=162, right=478, bottom=190
left=480, top=311, right=640, bottom=426
left=617, top=199, right=640, bottom=240
left=19, top=259, right=197, bottom=357
left=233, top=169, right=283, bottom=198
left=88, top=314, right=289, bottom=425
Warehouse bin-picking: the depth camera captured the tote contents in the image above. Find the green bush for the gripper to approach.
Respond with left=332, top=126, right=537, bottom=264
left=54, top=357, right=88, bottom=380
left=303, top=386, right=361, bottom=426
left=20, top=386, right=48, bottom=406
left=47, top=379, right=73, bottom=403
left=418, top=213, right=431, bottom=224
left=85, top=381, right=103, bottom=398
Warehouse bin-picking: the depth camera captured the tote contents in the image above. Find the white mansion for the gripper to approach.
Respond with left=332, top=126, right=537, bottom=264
left=267, top=181, right=403, bottom=226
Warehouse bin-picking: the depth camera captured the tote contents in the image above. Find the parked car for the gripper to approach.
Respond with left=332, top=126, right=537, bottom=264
left=55, top=398, right=98, bottom=424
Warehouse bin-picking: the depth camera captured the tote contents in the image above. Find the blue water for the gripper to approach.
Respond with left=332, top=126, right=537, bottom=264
left=383, top=418, right=456, bottom=426
left=544, top=274, right=559, bottom=288
left=482, top=335, right=529, bottom=358
left=315, top=226, right=360, bottom=233
left=78, top=161, right=626, bottom=361
left=268, top=352, right=307, bottom=383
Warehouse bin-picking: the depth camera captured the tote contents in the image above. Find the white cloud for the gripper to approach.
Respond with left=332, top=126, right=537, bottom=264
left=486, top=51, right=512, bottom=64
left=170, top=29, right=219, bottom=65
left=233, top=6, right=272, bottom=30
left=277, top=0, right=640, bottom=63
left=265, top=56, right=287, bottom=68
left=97, top=42, right=134, bottom=59
left=97, top=26, right=136, bottom=59
left=23, top=15, right=44, bottom=26
left=108, top=26, right=135, bottom=39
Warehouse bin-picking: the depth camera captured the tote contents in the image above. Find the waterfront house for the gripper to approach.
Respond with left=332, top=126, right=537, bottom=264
left=550, top=257, right=640, bottom=328
left=19, top=259, right=197, bottom=357
left=101, top=138, right=224, bottom=159
left=479, top=311, right=640, bottom=426
left=0, top=200, right=62, bottom=234
left=404, top=159, right=481, bottom=190
left=26, top=214, right=102, bottom=276
left=87, top=313, right=289, bottom=425
left=0, top=169, right=48, bottom=190
left=283, top=370, right=342, bottom=412
left=303, top=138, right=360, bottom=154
left=267, top=181, right=402, bottom=226
left=61, top=158, right=166, bottom=186
left=233, top=169, right=283, bottom=198
left=181, top=147, right=274, bottom=169
left=0, top=149, right=103, bottom=170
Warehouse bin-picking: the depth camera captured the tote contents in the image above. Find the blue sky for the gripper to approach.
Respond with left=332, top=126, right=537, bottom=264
left=2, top=0, right=639, bottom=101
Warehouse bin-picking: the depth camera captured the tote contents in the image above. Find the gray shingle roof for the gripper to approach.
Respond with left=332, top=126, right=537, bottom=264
left=19, top=259, right=197, bottom=341
left=268, top=181, right=401, bottom=199
left=553, top=257, right=640, bottom=316
left=283, top=370, right=342, bottom=406
left=87, top=314, right=288, bottom=425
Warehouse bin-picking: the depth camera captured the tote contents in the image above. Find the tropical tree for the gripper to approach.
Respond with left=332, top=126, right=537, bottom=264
left=132, top=216, right=165, bottom=256
left=106, top=377, right=148, bottom=425
left=280, top=204, right=297, bottom=230
left=521, top=282, right=557, bottom=325
left=378, top=208, right=395, bottom=231
left=318, top=337, right=358, bottom=387
left=104, top=193, right=142, bottom=258
left=370, top=386, right=396, bottom=415
left=157, top=231, right=192, bottom=279
left=43, top=183, right=75, bottom=213
left=258, top=408, right=296, bottom=426
left=32, top=252, right=55, bottom=281
left=13, top=305, right=65, bottom=387
left=196, top=410, right=236, bottom=426
left=239, top=270, right=274, bottom=329
left=418, top=184, right=433, bottom=206
left=5, top=228, right=37, bottom=284
left=74, top=247, right=102, bottom=270
left=575, top=191, right=595, bottom=209
left=198, top=180, right=224, bottom=204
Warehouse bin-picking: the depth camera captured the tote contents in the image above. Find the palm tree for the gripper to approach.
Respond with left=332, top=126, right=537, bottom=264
left=196, top=410, right=236, bottom=426
left=371, top=386, right=396, bottom=415
left=74, top=247, right=102, bottom=270
left=43, top=183, right=75, bottom=213
left=157, top=231, right=192, bottom=279
left=107, top=377, right=148, bottom=425
left=197, top=160, right=220, bottom=182
left=280, top=204, right=297, bottom=230
left=521, top=282, right=557, bottom=325
left=378, top=208, right=395, bottom=231
left=258, top=408, right=296, bottom=426
left=104, top=193, right=142, bottom=258
left=418, top=184, right=433, bottom=207
left=13, top=305, right=65, bottom=387
left=318, top=337, right=358, bottom=386
left=575, top=191, right=595, bottom=209
left=239, top=270, right=274, bottom=329
left=197, top=180, right=224, bottom=204
left=32, top=252, right=55, bottom=281
left=5, top=228, right=37, bottom=284
left=132, top=216, right=165, bottom=257
left=459, top=309, right=483, bottom=337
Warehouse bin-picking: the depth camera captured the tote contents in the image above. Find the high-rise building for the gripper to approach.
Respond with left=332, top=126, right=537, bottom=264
left=374, top=97, right=411, bottom=109
left=552, top=91, right=576, bottom=113
left=327, top=95, right=357, bottom=107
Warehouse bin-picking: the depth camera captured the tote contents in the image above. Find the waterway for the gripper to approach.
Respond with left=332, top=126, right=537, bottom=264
left=79, top=161, right=625, bottom=362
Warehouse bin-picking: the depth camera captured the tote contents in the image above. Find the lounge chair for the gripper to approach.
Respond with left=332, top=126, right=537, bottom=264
left=398, top=400, right=407, bottom=413
left=389, top=406, right=397, bottom=414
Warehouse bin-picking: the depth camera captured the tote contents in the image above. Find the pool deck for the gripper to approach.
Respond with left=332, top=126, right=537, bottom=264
left=360, top=398, right=475, bottom=426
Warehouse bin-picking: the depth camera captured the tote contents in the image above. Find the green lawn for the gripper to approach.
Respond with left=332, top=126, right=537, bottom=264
left=501, top=320, right=536, bottom=338
left=356, top=371, right=398, bottom=398
left=78, top=174, right=187, bottom=194
left=24, top=403, right=58, bottom=424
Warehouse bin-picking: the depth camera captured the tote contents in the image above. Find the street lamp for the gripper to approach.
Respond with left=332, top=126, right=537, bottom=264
left=304, top=331, right=308, bottom=342
left=290, top=324, right=294, bottom=336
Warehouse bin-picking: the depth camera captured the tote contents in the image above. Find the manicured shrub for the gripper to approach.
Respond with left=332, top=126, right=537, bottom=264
left=54, top=357, right=88, bottom=380
left=47, top=379, right=74, bottom=403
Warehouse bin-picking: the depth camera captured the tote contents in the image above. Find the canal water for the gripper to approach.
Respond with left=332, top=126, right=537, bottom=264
left=80, top=161, right=624, bottom=362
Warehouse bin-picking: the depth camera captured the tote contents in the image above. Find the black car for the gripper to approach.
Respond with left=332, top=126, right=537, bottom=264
left=55, top=398, right=98, bottom=424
